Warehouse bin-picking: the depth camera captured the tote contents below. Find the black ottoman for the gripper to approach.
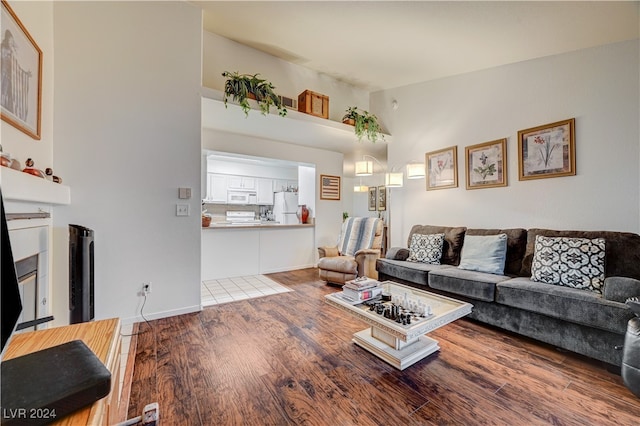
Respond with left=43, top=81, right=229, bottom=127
left=622, top=317, right=640, bottom=398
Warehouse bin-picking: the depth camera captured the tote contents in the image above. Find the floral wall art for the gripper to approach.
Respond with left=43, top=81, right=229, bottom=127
left=518, top=118, right=575, bottom=180
left=426, top=146, right=458, bottom=190
left=465, top=138, right=507, bottom=189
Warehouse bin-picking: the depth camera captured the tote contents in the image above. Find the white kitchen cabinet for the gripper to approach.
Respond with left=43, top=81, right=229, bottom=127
left=228, top=176, right=255, bottom=190
left=207, top=173, right=228, bottom=203
left=256, top=178, right=274, bottom=205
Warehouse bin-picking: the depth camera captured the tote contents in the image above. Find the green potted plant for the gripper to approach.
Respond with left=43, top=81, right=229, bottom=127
left=342, top=106, right=384, bottom=143
left=222, top=71, right=287, bottom=117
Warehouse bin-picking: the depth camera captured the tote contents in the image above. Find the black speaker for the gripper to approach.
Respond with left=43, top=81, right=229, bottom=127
left=69, top=224, right=94, bottom=324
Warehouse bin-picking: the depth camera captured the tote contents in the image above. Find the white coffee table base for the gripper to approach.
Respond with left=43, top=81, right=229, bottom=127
left=352, top=327, right=440, bottom=370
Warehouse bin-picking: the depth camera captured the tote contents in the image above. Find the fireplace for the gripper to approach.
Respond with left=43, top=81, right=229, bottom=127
left=8, top=224, right=54, bottom=332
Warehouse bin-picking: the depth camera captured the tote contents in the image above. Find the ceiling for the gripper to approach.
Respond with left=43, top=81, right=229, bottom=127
left=195, top=1, right=639, bottom=92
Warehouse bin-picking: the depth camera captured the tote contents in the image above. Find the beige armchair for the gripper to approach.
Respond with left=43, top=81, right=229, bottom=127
left=317, top=217, right=384, bottom=286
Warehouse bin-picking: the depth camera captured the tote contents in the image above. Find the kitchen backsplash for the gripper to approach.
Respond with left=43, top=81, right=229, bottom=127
left=203, top=203, right=262, bottom=221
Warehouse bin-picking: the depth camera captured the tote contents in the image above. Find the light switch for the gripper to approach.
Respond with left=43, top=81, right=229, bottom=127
left=178, top=187, right=192, bottom=199
left=176, top=204, right=190, bottom=216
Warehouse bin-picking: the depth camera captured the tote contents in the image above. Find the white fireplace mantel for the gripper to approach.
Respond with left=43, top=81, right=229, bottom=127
left=1, top=167, right=70, bottom=205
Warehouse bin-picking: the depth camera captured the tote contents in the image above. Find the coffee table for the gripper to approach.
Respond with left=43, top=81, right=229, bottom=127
left=325, top=280, right=473, bottom=370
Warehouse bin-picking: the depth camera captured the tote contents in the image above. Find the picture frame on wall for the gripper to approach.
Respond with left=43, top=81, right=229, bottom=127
left=320, top=174, right=341, bottom=200
left=426, top=146, right=458, bottom=190
left=518, top=118, right=575, bottom=180
left=0, top=0, right=43, bottom=140
left=368, top=186, right=377, bottom=211
left=465, top=138, right=507, bottom=190
left=377, top=186, right=386, bottom=211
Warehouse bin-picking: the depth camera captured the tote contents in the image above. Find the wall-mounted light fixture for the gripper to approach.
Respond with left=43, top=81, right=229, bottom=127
left=406, top=162, right=426, bottom=179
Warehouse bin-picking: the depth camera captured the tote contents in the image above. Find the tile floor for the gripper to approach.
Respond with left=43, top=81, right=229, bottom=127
left=201, top=275, right=292, bottom=306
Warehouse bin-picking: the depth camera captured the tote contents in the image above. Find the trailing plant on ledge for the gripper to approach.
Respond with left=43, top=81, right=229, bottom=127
left=342, top=106, right=384, bottom=143
left=222, top=71, right=287, bottom=117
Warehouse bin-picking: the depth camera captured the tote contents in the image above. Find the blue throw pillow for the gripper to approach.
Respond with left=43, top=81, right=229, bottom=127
left=458, top=234, right=508, bottom=275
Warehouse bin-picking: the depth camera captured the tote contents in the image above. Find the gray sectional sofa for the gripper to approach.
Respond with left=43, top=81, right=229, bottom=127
left=376, top=225, right=640, bottom=367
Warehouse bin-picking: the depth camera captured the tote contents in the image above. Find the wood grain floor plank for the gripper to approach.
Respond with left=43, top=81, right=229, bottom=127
left=126, top=268, right=640, bottom=425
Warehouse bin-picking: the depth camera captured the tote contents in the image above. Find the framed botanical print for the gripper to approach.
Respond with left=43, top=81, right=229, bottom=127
left=368, top=186, right=377, bottom=211
left=518, top=118, right=575, bottom=180
left=426, top=146, right=458, bottom=190
left=377, top=186, right=386, bottom=211
left=465, top=138, right=507, bottom=189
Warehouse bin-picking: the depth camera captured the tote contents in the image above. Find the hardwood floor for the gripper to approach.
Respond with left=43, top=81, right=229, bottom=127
left=127, top=268, right=640, bottom=425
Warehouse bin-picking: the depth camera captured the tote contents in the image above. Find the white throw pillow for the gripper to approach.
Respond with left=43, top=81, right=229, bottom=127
left=531, top=235, right=605, bottom=293
left=407, top=233, right=444, bottom=264
left=458, top=234, right=508, bottom=275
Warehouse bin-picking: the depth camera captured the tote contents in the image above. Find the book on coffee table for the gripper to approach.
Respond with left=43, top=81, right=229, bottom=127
left=340, top=285, right=382, bottom=304
left=344, top=277, right=380, bottom=290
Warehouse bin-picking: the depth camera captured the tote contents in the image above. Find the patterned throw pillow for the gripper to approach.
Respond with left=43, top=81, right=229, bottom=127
left=531, top=235, right=606, bottom=293
left=407, top=233, right=444, bottom=264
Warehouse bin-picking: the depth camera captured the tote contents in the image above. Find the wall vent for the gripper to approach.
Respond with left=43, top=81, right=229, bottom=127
left=278, top=95, right=297, bottom=110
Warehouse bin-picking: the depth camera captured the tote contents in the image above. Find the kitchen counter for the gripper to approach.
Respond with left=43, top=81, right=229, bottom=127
left=202, top=223, right=316, bottom=280
left=204, top=222, right=314, bottom=230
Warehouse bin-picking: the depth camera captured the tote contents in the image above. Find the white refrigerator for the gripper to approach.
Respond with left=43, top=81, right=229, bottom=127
left=273, top=192, right=299, bottom=224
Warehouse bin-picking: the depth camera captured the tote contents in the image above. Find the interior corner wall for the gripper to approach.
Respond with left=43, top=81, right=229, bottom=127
left=370, top=40, right=640, bottom=246
left=52, top=1, right=202, bottom=325
left=1, top=1, right=53, bottom=169
left=202, top=31, right=369, bottom=122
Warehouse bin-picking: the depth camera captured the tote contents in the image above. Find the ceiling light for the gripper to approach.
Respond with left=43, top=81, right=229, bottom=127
left=355, top=160, right=373, bottom=176
left=385, top=172, right=403, bottom=187
left=406, top=163, right=425, bottom=179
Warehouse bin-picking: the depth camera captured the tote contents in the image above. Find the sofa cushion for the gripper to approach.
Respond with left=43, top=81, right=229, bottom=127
left=408, top=225, right=466, bottom=266
left=466, top=228, right=527, bottom=276
left=429, top=268, right=511, bottom=302
left=407, top=233, right=444, bottom=264
left=530, top=235, right=606, bottom=294
left=521, top=229, right=640, bottom=280
left=496, top=277, right=633, bottom=334
left=604, top=277, right=640, bottom=303
left=376, top=258, right=453, bottom=286
left=458, top=234, right=508, bottom=275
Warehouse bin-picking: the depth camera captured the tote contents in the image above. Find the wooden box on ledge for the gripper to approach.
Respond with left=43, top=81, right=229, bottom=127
left=298, top=90, right=329, bottom=119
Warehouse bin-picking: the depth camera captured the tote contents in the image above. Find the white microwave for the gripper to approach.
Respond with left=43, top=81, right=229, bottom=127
left=227, top=191, right=257, bottom=205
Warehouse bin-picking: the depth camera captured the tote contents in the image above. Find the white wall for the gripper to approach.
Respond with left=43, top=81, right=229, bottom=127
left=52, top=1, right=202, bottom=325
left=203, top=31, right=369, bottom=123
left=1, top=1, right=53, bottom=171
left=371, top=40, right=640, bottom=247
left=203, top=129, right=345, bottom=250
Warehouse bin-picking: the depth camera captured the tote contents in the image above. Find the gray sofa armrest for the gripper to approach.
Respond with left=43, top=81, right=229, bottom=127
left=603, top=277, right=640, bottom=303
left=386, top=247, right=410, bottom=261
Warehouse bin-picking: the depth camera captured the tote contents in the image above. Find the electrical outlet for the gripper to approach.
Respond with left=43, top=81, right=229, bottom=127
left=143, top=283, right=152, bottom=294
left=176, top=204, right=190, bottom=216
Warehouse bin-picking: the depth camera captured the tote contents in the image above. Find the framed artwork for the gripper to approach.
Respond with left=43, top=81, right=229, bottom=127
left=368, top=186, right=377, bottom=211
left=518, top=118, right=575, bottom=180
left=377, top=186, right=386, bottom=211
left=320, top=174, right=341, bottom=200
left=465, top=138, right=507, bottom=190
left=426, top=146, right=458, bottom=190
left=1, top=0, right=42, bottom=139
